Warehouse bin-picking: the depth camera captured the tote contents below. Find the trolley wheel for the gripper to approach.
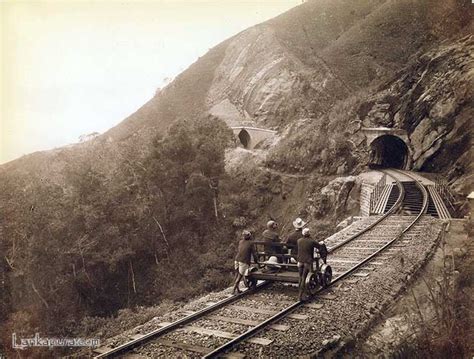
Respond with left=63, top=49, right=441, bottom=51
left=320, top=264, right=332, bottom=288
left=243, top=267, right=258, bottom=290
left=305, top=273, right=320, bottom=296
left=244, top=277, right=257, bottom=290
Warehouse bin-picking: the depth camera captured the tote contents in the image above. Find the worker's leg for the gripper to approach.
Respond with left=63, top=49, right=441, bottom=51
left=298, top=263, right=304, bottom=300
left=232, top=261, right=243, bottom=294
left=300, top=266, right=310, bottom=301
left=233, top=273, right=243, bottom=294
left=232, top=261, right=239, bottom=284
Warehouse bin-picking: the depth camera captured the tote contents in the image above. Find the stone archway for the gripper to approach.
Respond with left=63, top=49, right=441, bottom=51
left=238, top=129, right=251, bottom=149
left=231, top=126, right=277, bottom=150
left=369, top=134, right=409, bottom=169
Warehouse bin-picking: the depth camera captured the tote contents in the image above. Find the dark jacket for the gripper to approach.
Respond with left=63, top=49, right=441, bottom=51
left=285, top=229, right=303, bottom=247
left=297, top=236, right=322, bottom=264
left=285, top=229, right=303, bottom=256
left=235, top=239, right=256, bottom=265
left=262, top=229, right=280, bottom=254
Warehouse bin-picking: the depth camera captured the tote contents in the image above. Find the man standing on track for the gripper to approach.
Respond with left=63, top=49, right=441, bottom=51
left=233, top=230, right=256, bottom=294
left=297, top=227, right=322, bottom=301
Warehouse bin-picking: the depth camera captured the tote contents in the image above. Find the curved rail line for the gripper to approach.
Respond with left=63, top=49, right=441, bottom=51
left=94, top=169, right=428, bottom=359
left=327, top=170, right=404, bottom=252
left=203, top=169, right=428, bottom=358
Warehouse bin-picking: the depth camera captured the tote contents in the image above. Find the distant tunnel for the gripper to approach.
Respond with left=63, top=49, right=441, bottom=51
left=238, top=129, right=251, bottom=149
left=369, top=135, right=408, bottom=169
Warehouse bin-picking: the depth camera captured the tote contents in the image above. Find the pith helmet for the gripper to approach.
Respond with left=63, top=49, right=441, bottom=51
left=242, top=230, right=252, bottom=240
left=267, top=220, right=276, bottom=229
left=293, top=217, right=306, bottom=229
left=302, top=228, right=310, bottom=237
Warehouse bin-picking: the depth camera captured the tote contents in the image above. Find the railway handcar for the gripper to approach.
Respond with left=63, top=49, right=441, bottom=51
left=244, top=241, right=332, bottom=297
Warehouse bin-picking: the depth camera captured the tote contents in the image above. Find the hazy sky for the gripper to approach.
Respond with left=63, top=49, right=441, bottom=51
left=1, top=0, right=300, bottom=164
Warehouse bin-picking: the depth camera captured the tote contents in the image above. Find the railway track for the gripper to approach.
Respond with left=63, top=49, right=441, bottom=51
left=94, top=169, right=430, bottom=358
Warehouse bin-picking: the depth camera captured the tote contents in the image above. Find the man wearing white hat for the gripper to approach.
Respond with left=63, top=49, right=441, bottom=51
left=284, top=217, right=306, bottom=256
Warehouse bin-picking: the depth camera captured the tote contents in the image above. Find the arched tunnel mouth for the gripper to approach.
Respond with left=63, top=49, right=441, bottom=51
left=238, top=129, right=251, bottom=149
left=369, top=135, right=408, bottom=169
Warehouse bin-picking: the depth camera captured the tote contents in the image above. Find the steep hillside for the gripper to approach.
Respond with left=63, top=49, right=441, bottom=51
left=117, top=0, right=471, bottom=134
left=2, top=0, right=471, bottom=181
left=0, top=0, right=472, bottom=355
left=364, top=35, right=473, bottom=193
left=266, top=35, right=473, bottom=181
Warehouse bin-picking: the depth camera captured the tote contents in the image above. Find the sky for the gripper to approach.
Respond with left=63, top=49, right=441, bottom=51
left=0, top=0, right=301, bottom=164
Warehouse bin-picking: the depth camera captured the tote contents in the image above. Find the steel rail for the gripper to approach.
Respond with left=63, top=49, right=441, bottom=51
left=386, top=169, right=429, bottom=233
left=94, top=281, right=270, bottom=358
left=327, top=169, right=404, bottom=253
left=96, top=169, right=426, bottom=359
left=203, top=169, right=428, bottom=359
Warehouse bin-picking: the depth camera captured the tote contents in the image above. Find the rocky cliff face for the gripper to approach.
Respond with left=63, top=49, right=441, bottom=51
left=207, top=25, right=311, bottom=127
left=206, top=0, right=473, bottom=130
left=361, top=35, right=473, bottom=193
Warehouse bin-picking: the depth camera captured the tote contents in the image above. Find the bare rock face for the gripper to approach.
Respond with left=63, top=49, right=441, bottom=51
left=207, top=26, right=296, bottom=126
left=319, top=176, right=359, bottom=218
left=208, top=98, right=244, bottom=126
left=360, top=35, right=473, bottom=194
left=402, top=37, right=473, bottom=175
left=365, top=103, right=392, bottom=127
left=206, top=25, right=342, bottom=128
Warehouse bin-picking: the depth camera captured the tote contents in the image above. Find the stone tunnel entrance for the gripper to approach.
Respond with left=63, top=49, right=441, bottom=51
left=238, top=129, right=251, bottom=149
left=232, top=126, right=277, bottom=150
left=369, top=134, right=409, bottom=169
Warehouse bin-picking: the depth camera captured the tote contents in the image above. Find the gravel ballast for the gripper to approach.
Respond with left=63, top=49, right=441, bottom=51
left=97, top=215, right=444, bottom=358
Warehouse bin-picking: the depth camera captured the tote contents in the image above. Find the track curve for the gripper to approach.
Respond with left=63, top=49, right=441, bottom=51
left=203, top=169, right=428, bottom=358
left=94, top=169, right=430, bottom=359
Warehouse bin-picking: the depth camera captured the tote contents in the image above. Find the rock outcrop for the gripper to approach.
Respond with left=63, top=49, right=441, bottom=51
left=360, top=35, right=473, bottom=194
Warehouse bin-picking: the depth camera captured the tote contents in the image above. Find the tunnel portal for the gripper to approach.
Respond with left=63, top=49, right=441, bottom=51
left=369, top=134, right=408, bottom=169
left=238, top=129, right=251, bottom=149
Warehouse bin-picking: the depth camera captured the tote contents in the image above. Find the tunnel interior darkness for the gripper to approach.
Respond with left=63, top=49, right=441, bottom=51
left=238, top=129, right=251, bottom=149
left=369, top=135, right=408, bottom=169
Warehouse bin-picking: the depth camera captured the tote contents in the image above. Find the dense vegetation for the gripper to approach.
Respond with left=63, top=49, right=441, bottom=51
left=266, top=94, right=365, bottom=174
left=0, top=117, right=250, bottom=350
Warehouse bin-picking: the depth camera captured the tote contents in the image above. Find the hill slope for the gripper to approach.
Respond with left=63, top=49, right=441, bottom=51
left=2, top=0, right=471, bottom=180
left=0, top=0, right=472, bottom=354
